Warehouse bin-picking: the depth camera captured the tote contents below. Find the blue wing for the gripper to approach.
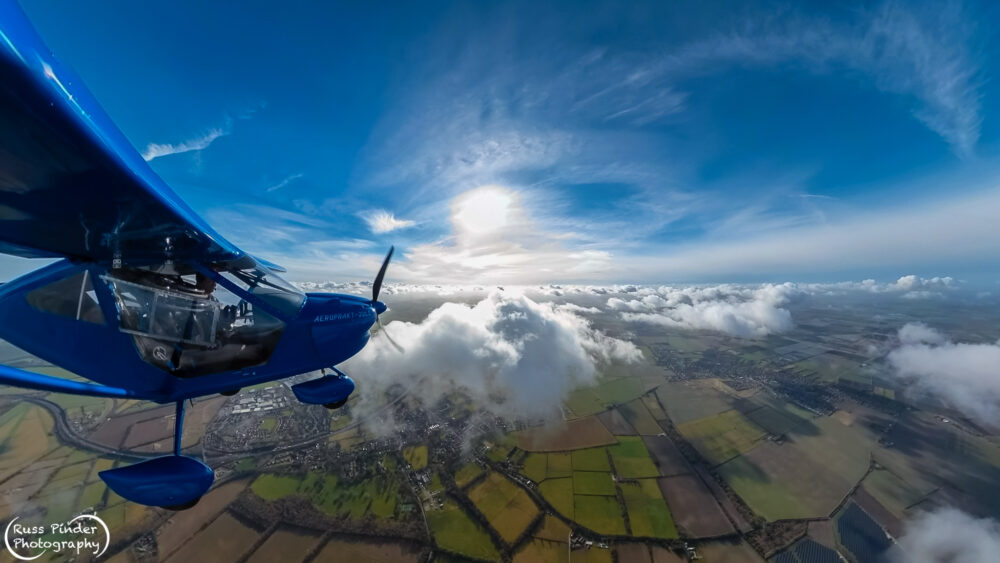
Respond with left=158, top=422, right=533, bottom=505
left=0, top=1, right=245, bottom=266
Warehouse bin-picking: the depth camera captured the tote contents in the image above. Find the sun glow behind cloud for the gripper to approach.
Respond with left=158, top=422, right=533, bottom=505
left=452, top=186, right=515, bottom=237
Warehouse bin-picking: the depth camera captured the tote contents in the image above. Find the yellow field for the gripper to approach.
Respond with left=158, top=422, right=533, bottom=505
left=533, top=515, right=571, bottom=542
left=426, top=499, right=500, bottom=560
left=468, top=472, right=539, bottom=543
left=517, top=416, right=616, bottom=452
left=403, top=445, right=429, bottom=470
left=514, top=539, right=568, bottom=563
left=0, top=405, right=55, bottom=482
left=677, top=409, right=766, bottom=466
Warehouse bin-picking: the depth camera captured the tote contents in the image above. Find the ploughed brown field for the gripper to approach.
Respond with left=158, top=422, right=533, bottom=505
left=656, top=475, right=734, bottom=538
left=517, top=415, right=617, bottom=452
left=641, top=435, right=690, bottom=477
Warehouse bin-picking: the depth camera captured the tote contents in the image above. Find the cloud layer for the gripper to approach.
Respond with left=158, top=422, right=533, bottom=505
left=888, top=323, right=1000, bottom=425
left=344, top=291, right=641, bottom=423
left=608, top=283, right=799, bottom=338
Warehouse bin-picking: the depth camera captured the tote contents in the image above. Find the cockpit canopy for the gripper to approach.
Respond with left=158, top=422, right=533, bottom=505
left=101, top=258, right=304, bottom=377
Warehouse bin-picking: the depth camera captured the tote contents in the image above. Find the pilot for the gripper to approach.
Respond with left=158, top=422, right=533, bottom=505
left=195, top=272, right=217, bottom=296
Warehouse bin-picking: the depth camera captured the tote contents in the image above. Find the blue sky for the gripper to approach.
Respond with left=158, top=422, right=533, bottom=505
left=11, top=0, right=1000, bottom=284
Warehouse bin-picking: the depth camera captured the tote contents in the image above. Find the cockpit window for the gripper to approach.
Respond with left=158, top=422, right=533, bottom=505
left=103, top=266, right=286, bottom=378
left=219, top=264, right=305, bottom=318
left=26, top=270, right=105, bottom=325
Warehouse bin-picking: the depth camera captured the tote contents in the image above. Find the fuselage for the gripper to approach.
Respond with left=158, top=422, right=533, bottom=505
left=0, top=259, right=380, bottom=402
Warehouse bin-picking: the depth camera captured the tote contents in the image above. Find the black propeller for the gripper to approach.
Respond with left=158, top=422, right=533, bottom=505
left=371, top=246, right=403, bottom=353
left=372, top=246, right=393, bottom=303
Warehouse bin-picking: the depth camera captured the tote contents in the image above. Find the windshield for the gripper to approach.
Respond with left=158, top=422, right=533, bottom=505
left=217, top=263, right=305, bottom=318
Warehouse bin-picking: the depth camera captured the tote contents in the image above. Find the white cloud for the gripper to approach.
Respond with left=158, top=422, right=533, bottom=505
left=266, top=172, right=304, bottom=192
left=888, top=323, right=1000, bottom=425
left=891, top=507, right=1000, bottom=563
left=362, top=210, right=416, bottom=234
left=344, top=291, right=641, bottom=426
left=805, top=275, right=958, bottom=296
left=897, top=322, right=948, bottom=346
left=142, top=128, right=227, bottom=161
left=610, top=283, right=799, bottom=338
left=624, top=186, right=1000, bottom=282
left=392, top=185, right=616, bottom=285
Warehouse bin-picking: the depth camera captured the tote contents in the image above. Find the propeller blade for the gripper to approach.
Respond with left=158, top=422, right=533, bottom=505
left=372, top=245, right=394, bottom=303
left=376, top=316, right=404, bottom=353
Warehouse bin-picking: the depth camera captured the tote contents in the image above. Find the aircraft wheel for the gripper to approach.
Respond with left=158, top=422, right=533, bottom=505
left=162, top=497, right=202, bottom=511
left=220, top=388, right=240, bottom=396
left=324, top=398, right=348, bottom=409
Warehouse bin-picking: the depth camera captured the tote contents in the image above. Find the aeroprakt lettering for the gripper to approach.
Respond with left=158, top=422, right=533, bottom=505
left=314, top=311, right=369, bottom=322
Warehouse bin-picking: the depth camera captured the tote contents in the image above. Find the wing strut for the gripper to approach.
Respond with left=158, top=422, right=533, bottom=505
left=0, top=363, right=156, bottom=400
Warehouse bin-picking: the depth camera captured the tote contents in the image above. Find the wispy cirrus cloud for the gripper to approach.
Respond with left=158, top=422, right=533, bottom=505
left=142, top=128, right=227, bottom=161
left=142, top=102, right=265, bottom=162
left=265, top=172, right=304, bottom=192
left=665, top=1, right=983, bottom=156
left=362, top=210, right=416, bottom=234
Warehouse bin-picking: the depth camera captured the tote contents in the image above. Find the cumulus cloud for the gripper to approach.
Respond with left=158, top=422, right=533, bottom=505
left=362, top=210, right=416, bottom=234
left=344, top=291, right=641, bottom=425
left=891, top=507, right=1000, bottom=563
left=609, top=283, right=799, bottom=338
left=888, top=323, right=1000, bottom=424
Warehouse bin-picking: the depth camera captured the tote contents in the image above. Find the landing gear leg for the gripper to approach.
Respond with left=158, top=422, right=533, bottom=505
left=161, top=400, right=201, bottom=510
left=173, top=399, right=185, bottom=456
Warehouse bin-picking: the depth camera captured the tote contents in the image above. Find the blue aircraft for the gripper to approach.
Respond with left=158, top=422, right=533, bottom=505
left=0, top=2, right=402, bottom=509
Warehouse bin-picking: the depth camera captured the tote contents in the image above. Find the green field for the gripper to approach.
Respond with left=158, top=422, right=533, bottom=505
left=620, top=479, right=678, bottom=538
left=743, top=397, right=816, bottom=436
left=565, top=375, right=647, bottom=418
left=330, top=414, right=352, bottom=432
left=259, top=417, right=277, bottom=431
left=251, top=474, right=302, bottom=501
left=522, top=453, right=547, bottom=482
left=572, top=471, right=616, bottom=496
left=573, top=495, right=626, bottom=535
left=427, top=500, right=500, bottom=560
left=655, top=381, right=735, bottom=424
left=794, top=353, right=863, bottom=383
left=547, top=453, right=573, bottom=478
left=252, top=470, right=401, bottom=520
left=618, top=399, right=662, bottom=435
left=539, top=478, right=574, bottom=518
left=607, top=436, right=660, bottom=478
left=571, top=447, right=610, bottom=472
left=861, top=468, right=926, bottom=518
left=404, top=445, right=429, bottom=470
left=717, top=416, right=875, bottom=520
left=677, top=409, right=766, bottom=466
